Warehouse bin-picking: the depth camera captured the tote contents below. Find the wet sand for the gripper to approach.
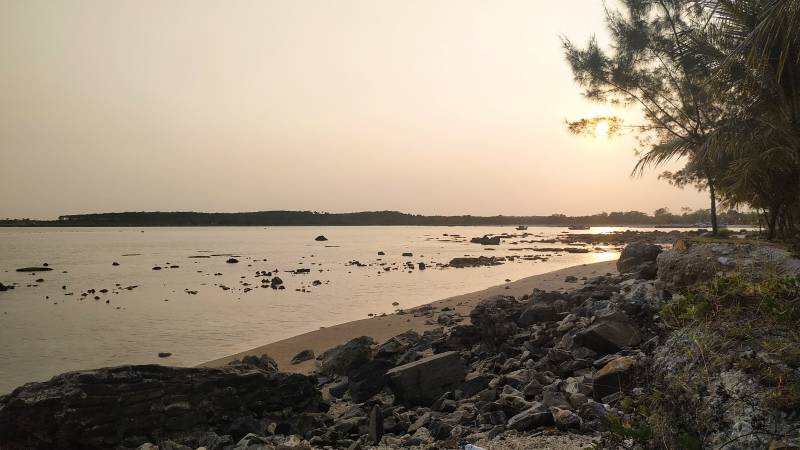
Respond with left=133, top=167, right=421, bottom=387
left=202, top=260, right=617, bottom=373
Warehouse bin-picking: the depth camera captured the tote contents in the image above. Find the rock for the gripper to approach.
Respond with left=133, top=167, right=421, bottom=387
left=574, top=310, right=641, bottom=355
left=469, top=295, right=523, bottom=345
left=470, top=235, right=501, bottom=245
left=551, top=407, right=582, bottom=430
left=317, top=336, right=374, bottom=376
left=314, top=235, right=328, bottom=241
left=657, top=239, right=800, bottom=288
left=506, top=403, right=554, bottom=431
left=112, top=262, right=120, bottom=266
left=0, top=365, right=324, bottom=449
left=592, top=355, right=637, bottom=401
left=564, top=275, right=578, bottom=283
left=229, top=354, right=278, bottom=372
left=375, top=330, right=421, bottom=362
left=226, top=258, right=239, bottom=264
left=368, top=405, right=383, bottom=445
left=418, top=262, right=426, bottom=270
left=291, top=349, right=315, bottom=365
left=0, top=282, right=9, bottom=292
left=402, top=252, right=413, bottom=257
left=448, top=256, right=504, bottom=268
left=348, top=359, right=394, bottom=402
left=270, top=277, right=284, bottom=289
left=15, top=267, right=53, bottom=272
left=386, top=351, right=466, bottom=405
left=617, top=241, right=662, bottom=279
left=158, top=352, right=172, bottom=358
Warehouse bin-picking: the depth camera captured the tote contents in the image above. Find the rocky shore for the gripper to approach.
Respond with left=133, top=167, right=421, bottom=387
left=2, top=236, right=798, bottom=450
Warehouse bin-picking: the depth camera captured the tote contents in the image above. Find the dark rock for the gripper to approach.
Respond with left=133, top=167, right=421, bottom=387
left=574, top=311, right=641, bottom=355
left=470, top=235, right=501, bottom=245
left=226, top=258, right=239, bottom=264
left=470, top=296, right=523, bottom=345
left=552, top=407, right=582, bottom=430
left=291, top=349, right=315, bottom=365
left=448, top=256, right=504, bottom=268
left=317, top=336, right=374, bottom=376
left=270, top=277, right=283, bottom=289
left=158, top=352, right=172, bottom=358
left=348, top=359, right=394, bottom=403
left=0, top=365, right=324, bottom=449
left=386, top=351, right=466, bottom=405
left=617, top=241, right=662, bottom=276
left=506, top=403, right=554, bottom=431
left=375, top=330, right=420, bottom=363
left=229, top=354, right=278, bottom=372
left=368, top=405, right=383, bottom=445
left=15, top=267, right=53, bottom=272
left=0, top=282, right=9, bottom=292
left=328, top=378, right=350, bottom=399
left=314, top=235, right=328, bottom=241
left=592, top=355, right=637, bottom=401
left=402, top=252, right=413, bottom=257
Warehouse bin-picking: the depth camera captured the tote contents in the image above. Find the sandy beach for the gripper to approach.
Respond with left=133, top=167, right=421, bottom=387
left=203, top=259, right=617, bottom=374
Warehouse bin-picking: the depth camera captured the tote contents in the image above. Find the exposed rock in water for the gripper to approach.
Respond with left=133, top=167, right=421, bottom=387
left=157, top=352, right=172, bottom=358
left=226, top=258, right=239, bottom=264
left=314, top=235, right=328, bottom=241
left=0, top=365, right=324, bottom=449
left=448, top=256, right=504, bottom=268
left=15, top=267, right=53, bottom=272
left=0, top=282, right=10, bottom=292
left=470, top=235, right=501, bottom=245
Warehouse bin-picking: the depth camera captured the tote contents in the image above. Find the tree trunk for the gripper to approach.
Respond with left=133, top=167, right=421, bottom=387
left=709, top=183, right=718, bottom=235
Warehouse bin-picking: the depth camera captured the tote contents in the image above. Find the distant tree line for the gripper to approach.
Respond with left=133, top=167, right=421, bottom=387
left=0, top=209, right=759, bottom=227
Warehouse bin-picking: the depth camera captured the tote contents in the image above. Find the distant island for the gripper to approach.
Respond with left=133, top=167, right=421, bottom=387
left=0, top=209, right=759, bottom=227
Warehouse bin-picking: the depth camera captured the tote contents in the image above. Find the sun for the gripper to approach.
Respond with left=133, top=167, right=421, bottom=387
left=595, top=119, right=610, bottom=138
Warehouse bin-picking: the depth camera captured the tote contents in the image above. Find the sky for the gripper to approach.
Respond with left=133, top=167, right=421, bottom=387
left=0, top=0, right=708, bottom=220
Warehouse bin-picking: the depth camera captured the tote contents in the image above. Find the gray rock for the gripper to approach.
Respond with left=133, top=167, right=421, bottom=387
left=574, top=311, right=641, bottom=355
left=368, top=405, right=383, bottom=444
left=551, top=407, right=582, bottom=430
left=617, top=241, right=662, bottom=278
left=386, top=351, right=466, bottom=405
left=506, top=403, right=554, bottom=431
left=469, top=296, right=523, bottom=345
left=592, top=355, right=636, bottom=401
left=291, top=349, right=315, bottom=365
left=0, top=365, right=324, bottom=449
left=317, top=336, right=374, bottom=376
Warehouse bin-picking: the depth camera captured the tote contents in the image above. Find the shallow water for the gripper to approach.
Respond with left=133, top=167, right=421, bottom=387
left=0, top=225, right=636, bottom=393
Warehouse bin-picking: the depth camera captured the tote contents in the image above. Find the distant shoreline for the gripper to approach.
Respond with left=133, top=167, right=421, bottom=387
left=0, top=209, right=759, bottom=228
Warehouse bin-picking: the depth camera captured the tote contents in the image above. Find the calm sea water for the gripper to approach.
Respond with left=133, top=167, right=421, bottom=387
left=0, top=225, right=631, bottom=394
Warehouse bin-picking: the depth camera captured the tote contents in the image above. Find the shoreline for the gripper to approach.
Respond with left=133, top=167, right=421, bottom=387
left=202, top=259, right=618, bottom=373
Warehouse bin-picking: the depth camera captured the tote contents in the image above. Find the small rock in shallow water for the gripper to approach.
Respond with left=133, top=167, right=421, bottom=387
left=158, top=352, right=172, bottom=358
left=314, top=235, right=328, bottom=241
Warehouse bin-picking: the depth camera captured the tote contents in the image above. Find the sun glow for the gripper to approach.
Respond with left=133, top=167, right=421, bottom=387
left=595, top=119, right=610, bottom=138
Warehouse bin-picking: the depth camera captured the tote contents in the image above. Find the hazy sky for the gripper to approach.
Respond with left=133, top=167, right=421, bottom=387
left=0, top=0, right=707, bottom=219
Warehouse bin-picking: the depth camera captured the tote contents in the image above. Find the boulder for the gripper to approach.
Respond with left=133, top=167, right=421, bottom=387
left=317, top=336, right=374, bottom=376
left=314, top=235, right=328, bottom=241
left=348, top=359, right=394, bottom=403
left=375, top=330, right=421, bottom=362
left=617, top=241, right=662, bottom=279
left=386, top=351, right=466, bottom=405
left=469, top=296, right=523, bottom=345
left=0, top=282, right=9, bottom=292
left=506, top=403, right=554, bottom=431
left=0, top=365, right=324, bottom=449
left=574, top=311, right=640, bottom=355
left=592, top=355, right=637, bottom=401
